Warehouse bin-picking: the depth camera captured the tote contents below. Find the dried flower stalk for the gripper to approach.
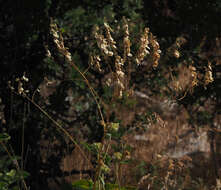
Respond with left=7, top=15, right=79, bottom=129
left=189, top=65, right=198, bottom=90
left=149, top=33, right=161, bottom=68
left=92, top=20, right=161, bottom=98
left=50, top=23, right=72, bottom=62
left=123, top=18, right=132, bottom=60
left=204, top=61, right=214, bottom=87
left=94, top=25, right=114, bottom=57
left=167, top=36, right=186, bottom=59
left=135, top=28, right=150, bottom=65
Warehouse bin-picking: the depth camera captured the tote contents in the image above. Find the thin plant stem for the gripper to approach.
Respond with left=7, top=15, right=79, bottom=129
left=23, top=94, right=94, bottom=170
left=68, top=61, right=105, bottom=124
left=21, top=102, right=26, bottom=171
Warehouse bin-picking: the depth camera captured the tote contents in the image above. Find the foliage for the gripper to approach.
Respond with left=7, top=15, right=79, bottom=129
left=72, top=179, right=136, bottom=190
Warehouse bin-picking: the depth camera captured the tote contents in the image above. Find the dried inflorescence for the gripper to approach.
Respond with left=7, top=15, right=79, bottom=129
left=114, top=55, right=125, bottom=98
left=49, top=19, right=161, bottom=99
left=189, top=60, right=214, bottom=92
left=135, top=27, right=150, bottom=65
left=189, top=64, right=198, bottom=92
left=204, top=61, right=214, bottom=87
left=170, top=59, right=214, bottom=97
left=90, top=55, right=102, bottom=72
left=93, top=24, right=115, bottom=57
left=167, top=36, right=186, bottom=59
left=8, top=73, right=29, bottom=96
left=137, top=154, right=194, bottom=189
left=50, top=22, right=72, bottom=62
left=92, top=19, right=161, bottom=98
left=149, top=33, right=161, bottom=68
left=92, top=20, right=130, bottom=98
left=123, top=18, right=132, bottom=59
left=104, top=23, right=117, bottom=53
left=176, top=36, right=187, bottom=47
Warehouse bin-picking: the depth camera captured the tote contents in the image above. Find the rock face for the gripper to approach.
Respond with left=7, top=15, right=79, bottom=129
left=118, top=90, right=218, bottom=186
left=128, top=91, right=210, bottom=157
left=166, top=129, right=210, bottom=159
left=122, top=118, right=211, bottom=162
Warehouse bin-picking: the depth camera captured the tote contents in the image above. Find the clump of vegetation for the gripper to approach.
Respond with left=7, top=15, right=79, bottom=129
left=4, top=17, right=218, bottom=190
left=1, top=1, right=220, bottom=189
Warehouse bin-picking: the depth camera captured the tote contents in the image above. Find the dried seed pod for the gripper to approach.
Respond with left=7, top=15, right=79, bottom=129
left=136, top=27, right=150, bottom=65
left=189, top=65, right=198, bottom=91
left=204, top=61, right=214, bottom=87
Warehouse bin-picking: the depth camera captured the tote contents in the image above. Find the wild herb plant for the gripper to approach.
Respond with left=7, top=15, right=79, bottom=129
left=6, top=17, right=217, bottom=190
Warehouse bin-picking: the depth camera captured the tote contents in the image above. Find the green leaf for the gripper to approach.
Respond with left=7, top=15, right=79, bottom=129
left=0, top=133, right=10, bottom=142
left=110, top=122, right=119, bottom=132
left=17, top=170, right=30, bottom=179
left=105, top=183, right=137, bottom=190
left=0, top=182, right=8, bottom=190
left=120, top=159, right=132, bottom=164
left=72, top=179, right=93, bottom=190
left=6, top=169, right=16, bottom=177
